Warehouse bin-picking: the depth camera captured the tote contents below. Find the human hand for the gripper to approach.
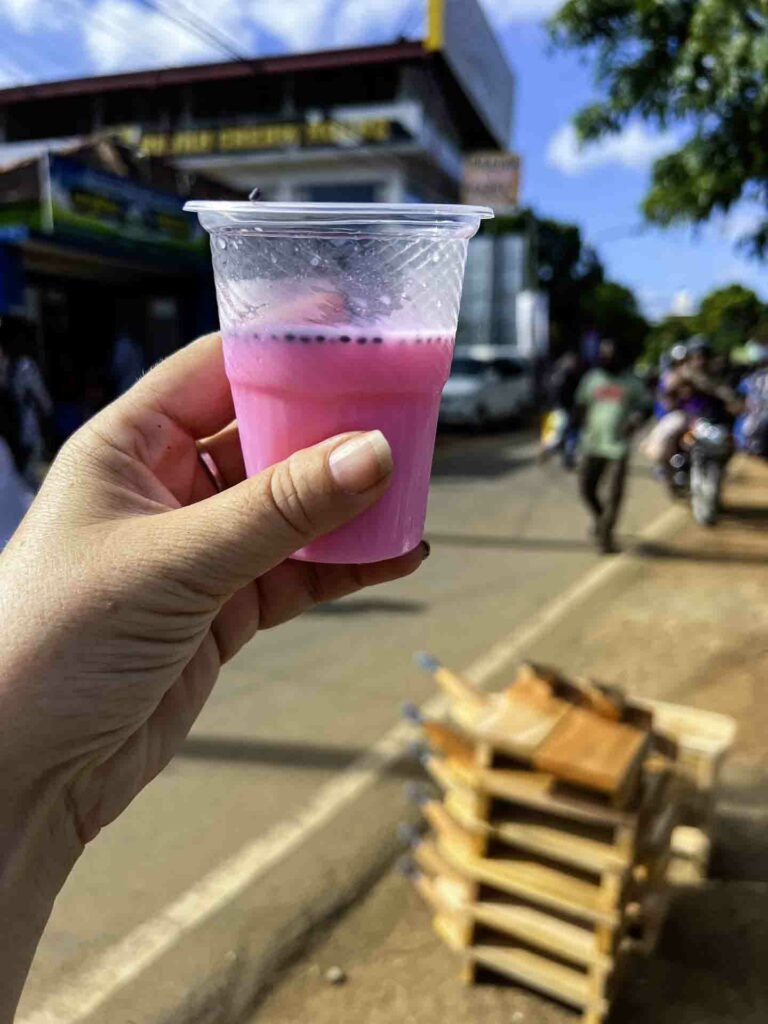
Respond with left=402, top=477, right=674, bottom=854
left=0, top=333, right=426, bottom=1012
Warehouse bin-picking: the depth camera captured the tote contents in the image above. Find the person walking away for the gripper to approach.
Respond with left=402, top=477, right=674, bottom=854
left=575, top=340, right=651, bottom=553
left=3, top=317, right=52, bottom=488
left=0, top=339, right=33, bottom=548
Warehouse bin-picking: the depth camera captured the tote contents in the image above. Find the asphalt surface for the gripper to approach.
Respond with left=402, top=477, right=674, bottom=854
left=18, top=428, right=671, bottom=1023
left=249, top=458, right=768, bottom=1024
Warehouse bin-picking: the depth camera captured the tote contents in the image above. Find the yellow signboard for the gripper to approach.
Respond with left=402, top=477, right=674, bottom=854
left=462, top=151, right=521, bottom=210
left=139, top=117, right=400, bottom=159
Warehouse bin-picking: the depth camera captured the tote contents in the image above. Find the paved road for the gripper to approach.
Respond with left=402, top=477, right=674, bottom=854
left=249, top=459, right=768, bottom=1024
left=18, top=429, right=670, bottom=1022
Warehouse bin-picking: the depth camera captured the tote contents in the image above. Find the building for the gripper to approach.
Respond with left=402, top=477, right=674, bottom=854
left=0, top=0, right=522, bottom=439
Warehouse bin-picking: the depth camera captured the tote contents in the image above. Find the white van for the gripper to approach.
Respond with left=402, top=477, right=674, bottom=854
left=440, top=346, right=534, bottom=428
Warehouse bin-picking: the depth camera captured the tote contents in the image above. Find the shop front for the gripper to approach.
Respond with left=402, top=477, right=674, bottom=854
left=0, top=139, right=224, bottom=442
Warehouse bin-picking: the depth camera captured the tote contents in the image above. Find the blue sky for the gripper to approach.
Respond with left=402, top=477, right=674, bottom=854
left=0, top=0, right=765, bottom=319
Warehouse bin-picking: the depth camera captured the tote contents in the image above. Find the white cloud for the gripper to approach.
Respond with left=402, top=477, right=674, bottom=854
left=0, top=0, right=55, bottom=31
left=670, top=288, right=694, bottom=316
left=84, top=0, right=251, bottom=73
left=482, top=0, right=563, bottom=23
left=247, top=0, right=418, bottom=52
left=547, top=122, right=679, bottom=175
left=716, top=203, right=766, bottom=245
left=80, top=0, right=418, bottom=73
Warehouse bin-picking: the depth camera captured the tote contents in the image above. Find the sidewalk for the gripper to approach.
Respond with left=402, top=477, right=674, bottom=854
left=251, top=459, right=768, bottom=1024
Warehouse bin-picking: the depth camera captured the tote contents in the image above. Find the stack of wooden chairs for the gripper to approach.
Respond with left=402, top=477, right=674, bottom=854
left=404, top=656, right=683, bottom=1024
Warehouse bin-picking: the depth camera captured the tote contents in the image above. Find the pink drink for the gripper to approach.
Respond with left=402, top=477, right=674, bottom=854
left=223, top=326, right=454, bottom=563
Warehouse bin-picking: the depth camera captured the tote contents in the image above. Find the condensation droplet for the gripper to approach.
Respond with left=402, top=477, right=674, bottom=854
left=216, top=237, right=227, bottom=250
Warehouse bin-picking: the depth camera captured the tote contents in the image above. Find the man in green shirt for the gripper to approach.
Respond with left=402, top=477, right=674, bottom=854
left=575, top=340, right=651, bottom=553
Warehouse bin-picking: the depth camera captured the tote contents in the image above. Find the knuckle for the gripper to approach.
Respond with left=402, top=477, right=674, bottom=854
left=267, top=458, right=317, bottom=539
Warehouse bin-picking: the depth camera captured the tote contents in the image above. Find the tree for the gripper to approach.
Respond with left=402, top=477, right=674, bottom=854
left=550, top=2, right=768, bottom=255
left=696, top=284, right=763, bottom=352
left=642, top=315, right=696, bottom=368
left=581, top=281, right=648, bottom=360
left=486, top=209, right=648, bottom=358
left=640, top=285, right=765, bottom=364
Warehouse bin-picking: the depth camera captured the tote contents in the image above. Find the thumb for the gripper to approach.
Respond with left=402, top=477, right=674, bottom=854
left=155, top=430, right=394, bottom=593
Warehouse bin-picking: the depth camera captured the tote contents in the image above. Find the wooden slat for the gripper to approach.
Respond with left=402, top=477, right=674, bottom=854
left=472, top=944, right=597, bottom=1010
left=416, top=870, right=610, bottom=969
left=419, top=720, right=475, bottom=763
left=449, top=690, right=570, bottom=760
left=473, top=902, right=609, bottom=969
left=425, top=754, right=634, bottom=828
left=435, top=836, right=619, bottom=926
left=533, top=707, right=650, bottom=802
left=443, top=794, right=630, bottom=876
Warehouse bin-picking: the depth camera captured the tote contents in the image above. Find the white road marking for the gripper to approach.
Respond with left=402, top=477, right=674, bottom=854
left=19, top=502, right=686, bottom=1024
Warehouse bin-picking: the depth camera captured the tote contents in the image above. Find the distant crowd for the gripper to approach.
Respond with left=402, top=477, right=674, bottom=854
left=540, top=337, right=768, bottom=549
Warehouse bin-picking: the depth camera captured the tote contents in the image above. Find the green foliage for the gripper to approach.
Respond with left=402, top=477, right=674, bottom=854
left=696, top=284, right=764, bottom=352
left=551, top=0, right=768, bottom=255
left=640, top=285, right=765, bottom=363
left=582, top=280, right=648, bottom=357
left=642, top=315, right=696, bottom=367
left=491, top=207, right=647, bottom=357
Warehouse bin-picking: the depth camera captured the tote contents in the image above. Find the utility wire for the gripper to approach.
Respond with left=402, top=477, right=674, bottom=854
left=132, top=0, right=247, bottom=62
left=161, top=0, right=250, bottom=60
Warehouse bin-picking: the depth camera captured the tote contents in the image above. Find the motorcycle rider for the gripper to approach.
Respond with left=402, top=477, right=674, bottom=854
left=657, top=337, right=742, bottom=489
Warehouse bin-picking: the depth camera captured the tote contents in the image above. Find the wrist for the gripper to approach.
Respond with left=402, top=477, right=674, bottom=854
left=0, top=790, right=83, bottom=1020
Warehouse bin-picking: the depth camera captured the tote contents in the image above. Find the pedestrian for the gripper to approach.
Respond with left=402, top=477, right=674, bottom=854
left=0, top=332, right=429, bottom=1019
left=542, top=352, right=583, bottom=469
left=575, top=339, right=651, bottom=553
left=2, top=316, right=52, bottom=487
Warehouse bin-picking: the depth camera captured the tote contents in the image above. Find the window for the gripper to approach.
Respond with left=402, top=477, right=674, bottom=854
left=496, top=358, right=522, bottom=378
left=299, top=183, right=379, bottom=203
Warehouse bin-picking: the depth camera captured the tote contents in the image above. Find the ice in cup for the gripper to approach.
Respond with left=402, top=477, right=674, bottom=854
left=186, top=201, right=493, bottom=564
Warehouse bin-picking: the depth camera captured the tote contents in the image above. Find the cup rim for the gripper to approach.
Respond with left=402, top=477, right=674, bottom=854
left=184, top=200, right=494, bottom=232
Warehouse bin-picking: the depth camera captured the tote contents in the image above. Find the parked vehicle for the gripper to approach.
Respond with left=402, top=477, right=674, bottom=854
left=439, top=347, right=533, bottom=429
left=668, top=417, right=733, bottom=526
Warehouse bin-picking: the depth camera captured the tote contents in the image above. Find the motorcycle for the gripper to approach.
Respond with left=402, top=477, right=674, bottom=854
left=668, top=418, right=733, bottom=526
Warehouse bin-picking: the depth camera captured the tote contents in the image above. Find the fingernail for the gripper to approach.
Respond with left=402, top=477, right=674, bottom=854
left=329, top=431, right=393, bottom=494
left=420, top=540, right=431, bottom=560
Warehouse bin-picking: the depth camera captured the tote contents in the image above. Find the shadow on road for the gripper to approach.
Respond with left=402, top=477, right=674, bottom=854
left=177, top=736, right=422, bottom=778
left=612, top=885, right=768, bottom=1023
left=635, top=540, right=768, bottom=566
left=310, top=597, right=427, bottom=616
left=720, top=503, right=768, bottom=529
left=431, top=451, right=538, bottom=480
left=612, top=774, right=768, bottom=1022
left=429, top=531, right=592, bottom=553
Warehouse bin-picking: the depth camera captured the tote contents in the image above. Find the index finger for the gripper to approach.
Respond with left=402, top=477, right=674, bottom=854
left=124, top=332, right=234, bottom=439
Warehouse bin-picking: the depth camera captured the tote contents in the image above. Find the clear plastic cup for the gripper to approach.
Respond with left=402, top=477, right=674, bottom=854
left=186, top=201, right=493, bottom=564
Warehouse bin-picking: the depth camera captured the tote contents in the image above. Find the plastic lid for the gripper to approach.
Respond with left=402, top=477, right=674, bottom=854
left=184, top=200, right=494, bottom=235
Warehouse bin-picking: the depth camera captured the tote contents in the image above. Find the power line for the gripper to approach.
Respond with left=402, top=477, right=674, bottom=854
left=162, top=0, right=250, bottom=60
left=132, top=0, right=247, bottom=63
